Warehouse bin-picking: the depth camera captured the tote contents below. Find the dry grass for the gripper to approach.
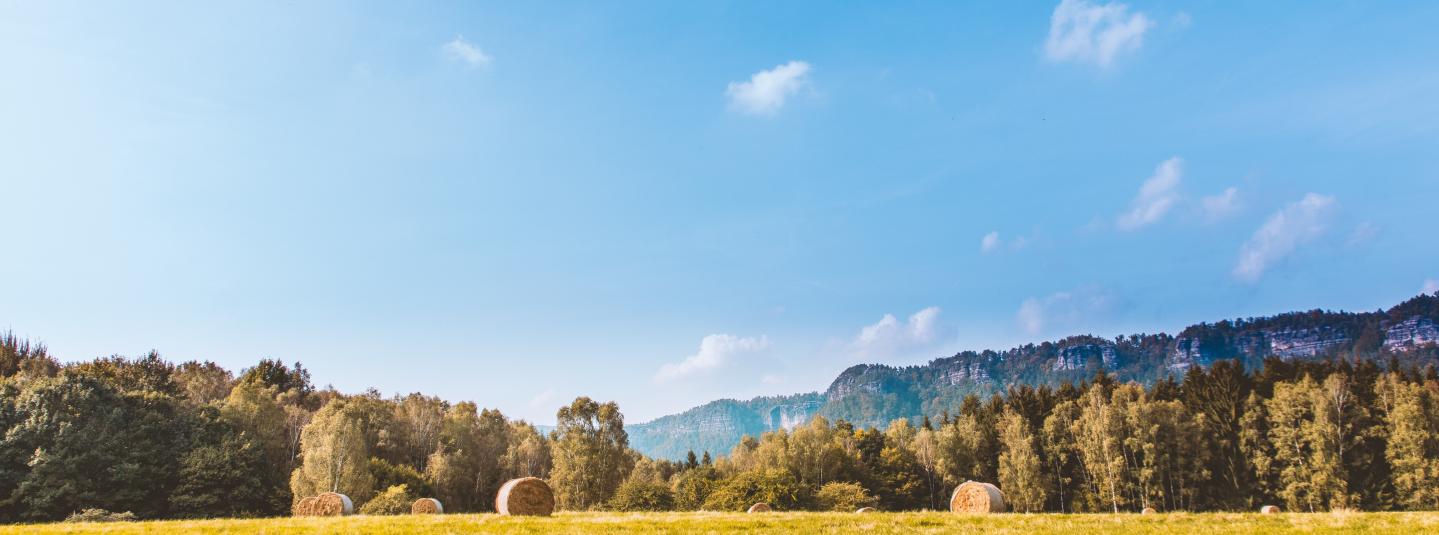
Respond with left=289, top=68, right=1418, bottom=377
left=2, top=511, right=1437, bottom=534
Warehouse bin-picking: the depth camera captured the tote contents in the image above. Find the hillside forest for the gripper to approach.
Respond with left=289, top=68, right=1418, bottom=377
left=1, top=300, right=1438, bottom=520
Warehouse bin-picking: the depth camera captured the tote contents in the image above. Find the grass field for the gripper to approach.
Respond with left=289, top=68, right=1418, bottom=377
left=4, top=511, right=1438, bottom=534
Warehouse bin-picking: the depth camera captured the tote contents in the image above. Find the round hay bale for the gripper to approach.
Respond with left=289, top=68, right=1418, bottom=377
left=949, top=481, right=1006, bottom=513
left=313, top=492, right=353, bottom=516
left=1141, top=507, right=1157, bottom=514
left=856, top=507, right=877, bottom=513
left=747, top=503, right=772, bottom=513
left=411, top=498, right=443, bottom=515
left=495, top=477, right=554, bottom=516
left=293, top=496, right=318, bottom=517
left=1260, top=505, right=1281, bottom=514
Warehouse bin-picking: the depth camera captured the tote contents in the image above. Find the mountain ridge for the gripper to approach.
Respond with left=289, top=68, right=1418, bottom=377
left=628, top=294, right=1439, bottom=460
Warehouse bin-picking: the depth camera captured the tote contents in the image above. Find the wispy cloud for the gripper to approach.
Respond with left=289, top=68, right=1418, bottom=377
left=726, top=61, right=811, bottom=115
left=1201, top=187, right=1240, bottom=221
left=1116, top=157, right=1182, bottom=231
left=980, top=231, right=1002, bottom=253
left=1016, top=285, right=1117, bottom=335
left=1423, top=279, right=1439, bottom=295
left=443, top=36, right=492, bottom=67
left=980, top=230, right=1031, bottom=253
left=654, top=334, right=770, bottom=382
left=1233, top=193, right=1338, bottom=283
left=1045, top=0, right=1154, bottom=68
left=851, top=306, right=941, bottom=358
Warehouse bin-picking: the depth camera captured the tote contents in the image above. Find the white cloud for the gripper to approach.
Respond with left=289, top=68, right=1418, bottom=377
left=760, top=374, right=785, bottom=385
left=654, top=334, right=770, bottom=382
left=1201, top=187, right=1240, bottom=221
left=726, top=61, right=811, bottom=115
left=852, top=306, right=941, bottom=357
left=1423, top=279, right=1439, bottom=295
left=980, top=231, right=1002, bottom=253
left=1232, top=193, right=1338, bottom=283
left=1016, top=285, right=1117, bottom=335
left=443, top=36, right=492, bottom=67
left=1045, top=0, right=1154, bottom=68
left=980, top=230, right=1031, bottom=253
left=1116, top=157, right=1183, bottom=231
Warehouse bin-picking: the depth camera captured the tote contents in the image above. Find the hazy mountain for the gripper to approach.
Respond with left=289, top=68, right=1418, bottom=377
left=628, top=294, right=1439, bottom=460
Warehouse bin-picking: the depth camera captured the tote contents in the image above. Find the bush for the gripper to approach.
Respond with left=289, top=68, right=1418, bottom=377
left=815, top=481, right=877, bottom=511
left=369, top=458, right=433, bottom=498
left=608, top=479, right=675, bottom=511
left=358, top=485, right=414, bottom=515
left=64, top=509, right=137, bottom=523
left=702, top=469, right=813, bottom=511
left=672, top=468, right=719, bottom=510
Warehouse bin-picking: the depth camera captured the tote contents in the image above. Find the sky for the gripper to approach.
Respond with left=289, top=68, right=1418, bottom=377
left=2, top=1, right=1437, bottom=424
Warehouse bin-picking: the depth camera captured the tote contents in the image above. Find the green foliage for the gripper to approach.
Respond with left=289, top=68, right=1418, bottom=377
left=551, top=397, right=632, bottom=510
left=357, top=485, right=414, bottom=516
left=671, top=468, right=718, bottom=510
left=607, top=480, right=675, bottom=512
left=368, top=458, right=432, bottom=499
left=424, top=403, right=510, bottom=512
left=814, top=481, right=876, bottom=511
left=169, top=407, right=280, bottom=517
left=702, top=469, right=812, bottom=512
left=289, top=398, right=375, bottom=505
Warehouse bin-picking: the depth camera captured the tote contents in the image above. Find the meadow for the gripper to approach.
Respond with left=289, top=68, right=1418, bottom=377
left=4, top=511, right=1438, bottom=534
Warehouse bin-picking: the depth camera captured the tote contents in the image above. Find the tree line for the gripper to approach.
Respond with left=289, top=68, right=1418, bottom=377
left=0, top=331, right=1436, bottom=521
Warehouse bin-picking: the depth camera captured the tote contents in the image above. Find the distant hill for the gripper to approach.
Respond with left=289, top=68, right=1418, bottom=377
left=628, top=293, right=1439, bottom=460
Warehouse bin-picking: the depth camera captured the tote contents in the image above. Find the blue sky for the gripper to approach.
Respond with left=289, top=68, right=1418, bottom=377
left=3, top=1, right=1437, bottom=423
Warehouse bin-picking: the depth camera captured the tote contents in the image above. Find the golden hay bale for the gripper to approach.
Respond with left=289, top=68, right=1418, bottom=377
left=949, top=481, right=1006, bottom=513
left=411, top=498, right=443, bottom=515
left=1141, top=507, right=1157, bottom=514
left=856, top=507, right=877, bottom=513
left=313, top=492, right=354, bottom=516
left=495, top=477, right=554, bottom=516
left=293, top=496, right=318, bottom=517
left=1261, top=505, right=1281, bottom=514
left=747, top=503, right=772, bottom=513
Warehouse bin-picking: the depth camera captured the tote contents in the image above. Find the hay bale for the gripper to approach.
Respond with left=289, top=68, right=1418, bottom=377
left=495, top=477, right=554, bottom=516
left=1260, top=505, right=1281, bottom=514
left=747, top=503, right=772, bottom=513
left=1141, top=507, right=1157, bottom=514
left=313, top=492, right=354, bottom=516
left=411, top=498, right=443, bottom=515
left=856, top=507, right=877, bottom=513
left=949, top=481, right=1006, bottom=513
left=293, top=496, right=319, bottom=517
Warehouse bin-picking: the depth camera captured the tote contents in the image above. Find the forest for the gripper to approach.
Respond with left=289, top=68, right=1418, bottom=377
left=0, top=325, right=1437, bottom=522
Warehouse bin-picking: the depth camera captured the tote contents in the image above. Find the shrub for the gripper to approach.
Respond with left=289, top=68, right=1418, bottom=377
left=608, top=480, right=675, bottom=511
left=64, top=509, right=137, bottom=523
left=702, top=469, right=813, bottom=512
left=358, top=485, right=414, bottom=515
left=672, top=468, right=719, bottom=511
left=369, top=458, right=433, bottom=498
left=816, top=481, right=877, bottom=512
